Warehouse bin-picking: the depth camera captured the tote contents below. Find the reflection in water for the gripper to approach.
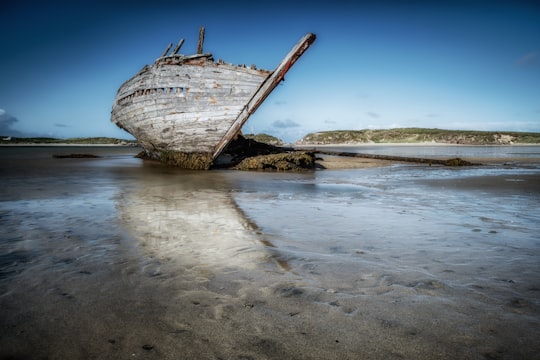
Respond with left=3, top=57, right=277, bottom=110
left=117, top=170, right=281, bottom=271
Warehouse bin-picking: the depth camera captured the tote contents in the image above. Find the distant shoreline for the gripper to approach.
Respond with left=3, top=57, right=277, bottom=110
left=2, top=142, right=539, bottom=147
left=295, top=142, right=540, bottom=148
left=0, top=143, right=140, bottom=147
left=297, top=128, right=540, bottom=146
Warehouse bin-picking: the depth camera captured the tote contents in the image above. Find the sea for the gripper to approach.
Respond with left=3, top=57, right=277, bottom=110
left=1, top=145, right=539, bottom=359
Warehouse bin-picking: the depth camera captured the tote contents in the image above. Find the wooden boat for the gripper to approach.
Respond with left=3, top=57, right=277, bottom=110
left=111, top=27, right=316, bottom=169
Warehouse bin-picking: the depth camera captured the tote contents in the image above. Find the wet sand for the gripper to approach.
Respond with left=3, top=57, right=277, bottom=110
left=316, top=154, right=397, bottom=169
left=1, top=147, right=539, bottom=359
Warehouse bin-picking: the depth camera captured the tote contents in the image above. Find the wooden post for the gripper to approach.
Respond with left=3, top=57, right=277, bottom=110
left=172, top=39, right=185, bottom=55
left=160, top=43, right=173, bottom=57
left=197, top=26, right=205, bottom=54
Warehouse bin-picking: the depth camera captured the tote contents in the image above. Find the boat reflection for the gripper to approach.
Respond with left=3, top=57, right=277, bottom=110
left=116, top=169, right=282, bottom=271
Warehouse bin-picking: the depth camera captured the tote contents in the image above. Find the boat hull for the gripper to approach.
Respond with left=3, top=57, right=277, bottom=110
left=112, top=58, right=270, bottom=169
left=111, top=33, right=316, bottom=169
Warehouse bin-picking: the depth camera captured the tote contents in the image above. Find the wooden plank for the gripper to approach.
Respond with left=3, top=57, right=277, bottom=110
left=172, top=39, right=185, bottom=54
left=212, top=33, right=316, bottom=159
left=197, top=26, right=205, bottom=54
left=160, top=43, right=173, bottom=57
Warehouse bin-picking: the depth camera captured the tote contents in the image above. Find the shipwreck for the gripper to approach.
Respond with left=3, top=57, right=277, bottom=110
left=111, top=27, right=316, bottom=169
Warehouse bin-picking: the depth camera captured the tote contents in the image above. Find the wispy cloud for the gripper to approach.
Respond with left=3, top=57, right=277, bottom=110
left=516, top=51, right=540, bottom=67
left=367, top=112, right=380, bottom=119
left=272, top=119, right=300, bottom=128
left=0, top=109, right=23, bottom=136
left=55, top=123, right=70, bottom=128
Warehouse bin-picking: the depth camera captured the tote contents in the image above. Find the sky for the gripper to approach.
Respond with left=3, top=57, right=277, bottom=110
left=1, top=0, right=539, bottom=143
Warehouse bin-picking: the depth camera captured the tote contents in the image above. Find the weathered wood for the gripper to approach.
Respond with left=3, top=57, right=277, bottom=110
left=172, top=38, right=185, bottom=54
left=111, top=29, right=316, bottom=169
left=112, top=62, right=269, bottom=155
left=213, top=33, right=316, bottom=159
left=160, top=43, right=173, bottom=57
left=197, top=26, right=205, bottom=54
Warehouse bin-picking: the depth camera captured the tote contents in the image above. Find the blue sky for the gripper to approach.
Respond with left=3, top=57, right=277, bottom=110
left=1, top=0, right=539, bottom=142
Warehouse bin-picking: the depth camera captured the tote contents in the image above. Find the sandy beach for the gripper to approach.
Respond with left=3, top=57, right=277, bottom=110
left=1, top=146, right=539, bottom=359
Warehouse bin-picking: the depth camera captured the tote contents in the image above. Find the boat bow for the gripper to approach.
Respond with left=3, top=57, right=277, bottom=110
left=212, top=33, right=316, bottom=159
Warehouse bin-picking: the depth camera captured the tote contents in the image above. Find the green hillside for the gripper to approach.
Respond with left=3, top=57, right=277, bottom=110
left=0, top=136, right=138, bottom=145
left=298, top=128, right=540, bottom=145
left=243, top=133, right=284, bottom=146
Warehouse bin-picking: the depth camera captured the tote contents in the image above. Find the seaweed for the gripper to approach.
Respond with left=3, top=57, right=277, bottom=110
left=158, top=151, right=214, bottom=170
left=232, top=152, right=315, bottom=171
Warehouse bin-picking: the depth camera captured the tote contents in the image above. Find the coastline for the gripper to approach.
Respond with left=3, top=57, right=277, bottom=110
left=2, top=142, right=539, bottom=147
left=0, top=143, right=138, bottom=147
left=295, top=142, right=540, bottom=148
left=2, top=142, right=539, bottom=170
left=300, top=143, right=540, bottom=169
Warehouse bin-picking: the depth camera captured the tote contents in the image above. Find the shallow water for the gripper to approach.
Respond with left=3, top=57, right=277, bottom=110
left=314, top=144, right=540, bottom=160
left=1, top=146, right=539, bottom=359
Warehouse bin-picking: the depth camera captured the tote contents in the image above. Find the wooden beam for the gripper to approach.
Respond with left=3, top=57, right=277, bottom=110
left=197, top=26, right=205, bottom=54
left=172, top=38, right=185, bottom=55
left=160, top=43, right=173, bottom=57
left=212, top=33, right=316, bottom=159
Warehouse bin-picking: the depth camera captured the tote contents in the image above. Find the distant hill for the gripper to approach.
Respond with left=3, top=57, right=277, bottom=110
left=243, top=133, right=284, bottom=146
left=297, top=128, right=540, bottom=145
left=0, top=136, right=138, bottom=145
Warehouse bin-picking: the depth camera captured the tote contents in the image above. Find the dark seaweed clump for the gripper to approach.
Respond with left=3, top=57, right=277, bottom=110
left=232, top=151, right=315, bottom=171
left=218, top=135, right=315, bottom=171
left=52, top=154, right=101, bottom=158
